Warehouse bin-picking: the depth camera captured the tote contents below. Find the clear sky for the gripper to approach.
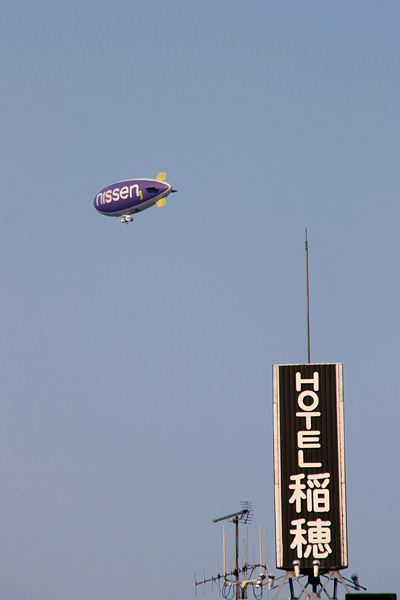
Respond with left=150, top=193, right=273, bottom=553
left=1, top=1, right=399, bottom=598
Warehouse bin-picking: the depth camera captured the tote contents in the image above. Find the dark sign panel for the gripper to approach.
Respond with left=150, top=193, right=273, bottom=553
left=346, top=596, right=397, bottom=600
left=273, top=363, right=347, bottom=572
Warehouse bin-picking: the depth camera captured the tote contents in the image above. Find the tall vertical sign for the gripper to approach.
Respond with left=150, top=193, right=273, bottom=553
left=273, top=363, right=347, bottom=572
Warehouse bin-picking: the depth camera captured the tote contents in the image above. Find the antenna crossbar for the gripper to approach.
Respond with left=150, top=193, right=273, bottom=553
left=213, top=502, right=253, bottom=525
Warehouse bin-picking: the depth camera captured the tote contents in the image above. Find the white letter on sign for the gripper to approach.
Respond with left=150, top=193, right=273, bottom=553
left=296, top=372, right=319, bottom=392
left=298, top=430, right=321, bottom=449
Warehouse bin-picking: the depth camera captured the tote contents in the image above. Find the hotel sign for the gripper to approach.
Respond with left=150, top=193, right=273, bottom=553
left=273, top=363, right=347, bottom=572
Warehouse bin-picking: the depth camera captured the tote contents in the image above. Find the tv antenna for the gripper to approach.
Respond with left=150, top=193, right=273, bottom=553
left=195, top=502, right=269, bottom=600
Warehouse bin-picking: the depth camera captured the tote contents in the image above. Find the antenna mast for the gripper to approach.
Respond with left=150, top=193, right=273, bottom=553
left=305, top=229, right=311, bottom=363
left=195, top=502, right=268, bottom=600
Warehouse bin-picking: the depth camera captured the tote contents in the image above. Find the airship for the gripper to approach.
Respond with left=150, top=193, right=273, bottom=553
left=93, top=172, right=176, bottom=223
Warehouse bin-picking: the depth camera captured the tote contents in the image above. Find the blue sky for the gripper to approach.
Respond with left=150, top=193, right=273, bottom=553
left=1, top=1, right=399, bottom=598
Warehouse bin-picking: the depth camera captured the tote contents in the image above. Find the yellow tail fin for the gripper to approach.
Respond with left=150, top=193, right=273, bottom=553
left=156, top=197, right=166, bottom=208
left=156, top=172, right=166, bottom=181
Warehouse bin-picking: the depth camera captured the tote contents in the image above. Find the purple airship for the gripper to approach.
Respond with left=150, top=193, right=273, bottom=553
left=93, top=172, right=176, bottom=223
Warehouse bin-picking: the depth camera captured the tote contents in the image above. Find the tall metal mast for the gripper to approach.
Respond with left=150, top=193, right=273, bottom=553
left=305, top=229, right=311, bottom=363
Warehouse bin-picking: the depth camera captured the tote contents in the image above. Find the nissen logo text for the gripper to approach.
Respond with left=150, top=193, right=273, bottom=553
left=96, top=184, right=143, bottom=206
